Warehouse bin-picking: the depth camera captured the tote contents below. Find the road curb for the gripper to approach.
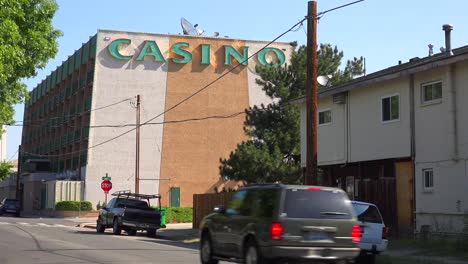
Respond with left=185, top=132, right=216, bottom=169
left=77, top=223, right=96, bottom=228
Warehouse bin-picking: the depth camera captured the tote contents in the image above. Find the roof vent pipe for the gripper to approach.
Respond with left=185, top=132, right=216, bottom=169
left=443, top=24, right=453, bottom=57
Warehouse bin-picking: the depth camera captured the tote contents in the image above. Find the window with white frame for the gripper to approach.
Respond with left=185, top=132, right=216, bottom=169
left=422, top=81, right=442, bottom=103
left=382, top=94, right=399, bottom=122
left=423, top=168, right=434, bottom=192
left=318, top=109, right=332, bottom=125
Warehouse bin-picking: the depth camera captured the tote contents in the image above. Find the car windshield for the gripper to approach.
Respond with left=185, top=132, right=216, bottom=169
left=283, top=189, right=353, bottom=219
left=352, top=203, right=383, bottom=223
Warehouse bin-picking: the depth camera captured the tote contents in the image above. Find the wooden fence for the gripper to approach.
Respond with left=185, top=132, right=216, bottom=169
left=193, top=192, right=233, bottom=229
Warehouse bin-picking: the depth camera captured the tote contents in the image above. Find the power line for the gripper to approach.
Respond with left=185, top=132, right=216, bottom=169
left=4, top=98, right=132, bottom=125
left=19, top=17, right=307, bottom=158
left=317, top=0, right=365, bottom=20
left=6, top=149, right=18, bottom=162
left=5, top=111, right=246, bottom=129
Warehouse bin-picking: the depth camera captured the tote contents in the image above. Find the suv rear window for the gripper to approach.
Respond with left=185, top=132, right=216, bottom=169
left=352, top=203, right=383, bottom=223
left=283, top=189, right=353, bottom=219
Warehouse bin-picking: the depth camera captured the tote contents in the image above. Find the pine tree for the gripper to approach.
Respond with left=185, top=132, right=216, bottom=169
left=219, top=43, right=364, bottom=184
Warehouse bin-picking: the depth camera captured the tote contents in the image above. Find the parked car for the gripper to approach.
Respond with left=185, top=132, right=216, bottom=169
left=199, top=184, right=361, bottom=264
left=0, top=198, right=21, bottom=217
left=351, top=201, right=388, bottom=264
left=96, top=191, right=163, bottom=237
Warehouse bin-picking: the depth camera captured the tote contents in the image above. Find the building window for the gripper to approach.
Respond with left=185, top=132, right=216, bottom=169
left=318, top=109, right=332, bottom=125
left=423, top=168, right=434, bottom=192
left=382, top=94, right=399, bottom=122
left=422, top=81, right=442, bottom=104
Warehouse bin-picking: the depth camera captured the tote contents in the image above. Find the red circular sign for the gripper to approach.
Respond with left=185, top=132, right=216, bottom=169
left=101, top=180, right=112, bottom=193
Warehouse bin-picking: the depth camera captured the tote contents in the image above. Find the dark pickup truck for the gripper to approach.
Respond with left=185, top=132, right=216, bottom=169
left=96, top=191, right=163, bottom=237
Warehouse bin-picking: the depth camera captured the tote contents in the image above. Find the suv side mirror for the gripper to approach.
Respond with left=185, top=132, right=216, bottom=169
left=213, top=205, right=226, bottom=214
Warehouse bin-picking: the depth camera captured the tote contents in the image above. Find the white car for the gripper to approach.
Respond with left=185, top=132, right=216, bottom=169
left=352, top=201, right=389, bottom=264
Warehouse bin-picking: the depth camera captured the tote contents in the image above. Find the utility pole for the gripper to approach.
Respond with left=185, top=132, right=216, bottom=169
left=305, top=1, right=318, bottom=185
left=15, top=145, right=22, bottom=199
left=135, top=95, right=141, bottom=194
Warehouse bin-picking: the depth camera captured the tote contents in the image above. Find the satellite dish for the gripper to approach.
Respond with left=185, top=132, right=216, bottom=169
left=181, top=17, right=204, bottom=36
left=317, top=75, right=333, bottom=87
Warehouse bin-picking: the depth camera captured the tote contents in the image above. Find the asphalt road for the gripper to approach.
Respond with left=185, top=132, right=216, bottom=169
left=0, top=216, right=199, bottom=264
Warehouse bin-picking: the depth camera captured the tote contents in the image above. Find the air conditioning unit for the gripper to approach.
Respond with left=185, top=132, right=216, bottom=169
left=333, top=93, right=346, bottom=104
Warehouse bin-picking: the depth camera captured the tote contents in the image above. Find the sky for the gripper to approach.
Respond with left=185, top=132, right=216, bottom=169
left=4, top=0, right=468, bottom=160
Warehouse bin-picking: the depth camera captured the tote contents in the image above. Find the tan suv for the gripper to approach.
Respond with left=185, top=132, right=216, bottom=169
left=199, top=184, right=361, bottom=264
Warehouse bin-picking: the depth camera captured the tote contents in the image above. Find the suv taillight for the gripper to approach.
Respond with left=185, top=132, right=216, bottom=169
left=270, top=222, right=283, bottom=240
left=351, top=224, right=361, bottom=243
left=382, top=226, right=389, bottom=239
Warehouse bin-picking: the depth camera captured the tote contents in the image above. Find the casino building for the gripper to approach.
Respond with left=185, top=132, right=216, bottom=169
left=20, top=29, right=292, bottom=208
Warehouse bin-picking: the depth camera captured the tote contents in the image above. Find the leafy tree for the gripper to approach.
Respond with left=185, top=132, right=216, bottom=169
left=0, top=0, right=62, bottom=125
left=219, top=43, right=364, bottom=184
left=0, top=161, right=13, bottom=182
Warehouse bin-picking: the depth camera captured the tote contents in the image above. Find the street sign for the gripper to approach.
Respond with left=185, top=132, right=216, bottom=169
left=101, top=179, right=112, bottom=193
left=102, top=173, right=111, bottom=181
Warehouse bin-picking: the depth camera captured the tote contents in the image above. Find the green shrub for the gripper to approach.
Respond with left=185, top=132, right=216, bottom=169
left=55, top=201, right=93, bottom=211
left=165, top=207, right=193, bottom=223
left=80, top=201, right=93, bottom=211
left=56, top=201, right=79, bottom=211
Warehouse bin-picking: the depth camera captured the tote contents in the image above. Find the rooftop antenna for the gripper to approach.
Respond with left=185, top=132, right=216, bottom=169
left=181, top=17, right=204, bottom=36
left=428, top=43, right=434, bottom=56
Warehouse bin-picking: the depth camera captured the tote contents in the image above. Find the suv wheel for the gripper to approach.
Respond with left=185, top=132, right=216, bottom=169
left=112, top=219, right=122, bottom=235
left=245, top=240, right=265, bottom=264
left=200, top=233, right=218, bottom=264
left=96, top=218, right=105, bottom=233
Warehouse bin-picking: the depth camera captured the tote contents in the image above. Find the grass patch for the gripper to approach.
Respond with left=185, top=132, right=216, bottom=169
left=388, top=238, right=468, bottom=259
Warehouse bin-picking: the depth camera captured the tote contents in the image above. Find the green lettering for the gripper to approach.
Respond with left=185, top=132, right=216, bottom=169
left=257, top=48, right=285, bottom=67
left=108, top=39, right=133, bottom=60
left=201, top=44, right=210, bottom=65
left=136, top=41, right=165, bottom=62
left=224, top=46, right=248, bottom=65
left=171, top=42, right=192, bottom=63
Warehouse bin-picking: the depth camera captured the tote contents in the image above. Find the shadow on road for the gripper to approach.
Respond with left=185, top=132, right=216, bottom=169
left=139, top=239, right=199, bottom=250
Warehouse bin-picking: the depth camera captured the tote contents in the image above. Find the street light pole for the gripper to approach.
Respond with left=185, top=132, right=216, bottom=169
left=135, top=95, right=141, bottom=194
left=305, top=1, right=318, bottom=185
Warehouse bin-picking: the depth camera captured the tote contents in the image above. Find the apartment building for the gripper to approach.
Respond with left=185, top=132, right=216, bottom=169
left=296, top=25, right=468, bottom=234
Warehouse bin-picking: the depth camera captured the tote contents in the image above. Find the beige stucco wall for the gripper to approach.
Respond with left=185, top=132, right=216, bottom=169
left=85, top=30, right=169, bottom=204
left=301, top=78, right=412, bottom=167
left=299, top=96, right=347, bottom=167
left=348, top=78, right=411, bottom=162
left=414, top=62, right=468, bottom=232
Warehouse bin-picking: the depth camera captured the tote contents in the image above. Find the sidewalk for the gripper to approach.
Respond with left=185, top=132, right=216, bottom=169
left=78, top=221, right=198, bottom=241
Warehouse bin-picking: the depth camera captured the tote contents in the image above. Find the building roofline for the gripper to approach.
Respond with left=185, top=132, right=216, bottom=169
left=292, top=45, right=468, bottom=104
left=97, top=29, right=292, bottom=45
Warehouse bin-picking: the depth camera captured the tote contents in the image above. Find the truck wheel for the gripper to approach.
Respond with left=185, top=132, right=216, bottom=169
left=113, top=219, right=122, bottom=235
left=147, top=229, right=156, bottom=237
left=96, top=218, right=105, bottom=233
left=127, top=229, right=137, bottom=236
